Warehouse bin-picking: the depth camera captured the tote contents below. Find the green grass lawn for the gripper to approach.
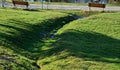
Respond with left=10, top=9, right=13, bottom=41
left=0, top=8, right=75, bottom=70
left=0, top=8, right=120, bottom=70
left=37, top=12, right=120, bottom=70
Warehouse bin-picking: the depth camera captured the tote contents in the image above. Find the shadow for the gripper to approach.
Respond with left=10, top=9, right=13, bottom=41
left=23, top=9, right=40, bottom=12
left=41, top=29, right=120, bottom=63
left=1, top=13, right=120, bottom=64
left=0, top=15, right=74, bottom=59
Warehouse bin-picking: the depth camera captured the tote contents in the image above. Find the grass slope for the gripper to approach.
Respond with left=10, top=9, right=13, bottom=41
left=0, top=8, right=120, bottom=70
left=37, top=12, right=120, bottom=70
left=0, top=8, right=74, bottom=70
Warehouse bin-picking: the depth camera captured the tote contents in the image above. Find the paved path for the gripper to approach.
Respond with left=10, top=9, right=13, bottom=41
left=0, top=2, right=120, bottom=11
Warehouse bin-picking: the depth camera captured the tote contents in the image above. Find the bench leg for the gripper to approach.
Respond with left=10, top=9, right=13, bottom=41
left=13, top=4, right=17, bottom=8
left=26, top=5, right=29, bottom=9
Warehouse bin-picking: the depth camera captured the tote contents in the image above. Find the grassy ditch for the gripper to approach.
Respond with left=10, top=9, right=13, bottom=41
left=0, top=8, right=119, bottom=70
left=37, top=12, right=120, bottom=70
left=0, top=8, right=75, bottom=70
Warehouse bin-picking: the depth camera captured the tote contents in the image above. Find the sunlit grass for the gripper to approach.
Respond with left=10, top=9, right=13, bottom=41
left=37, top=12, right=120, bottom=70
left=0, top=8, right=74, bottom=70
left=0, top=8, right=120, bottom=70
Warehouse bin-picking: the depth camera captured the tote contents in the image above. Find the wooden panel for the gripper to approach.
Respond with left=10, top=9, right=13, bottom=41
left=88, top=3, right=106, bottom=8
left=12, top=0, right=29, bottom=6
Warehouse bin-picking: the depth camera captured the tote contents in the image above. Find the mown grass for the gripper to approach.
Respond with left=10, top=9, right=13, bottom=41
left=0, top=8, right=120, bottom=70
left=0, top=8, right=75, bottom=70
left=37, top=12, right=120, bottom=70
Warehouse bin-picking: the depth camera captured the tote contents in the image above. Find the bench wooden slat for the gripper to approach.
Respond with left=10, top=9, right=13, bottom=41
left=12, top=0, right=29, bottom=7
left=89, top=3, right=106, bottom=8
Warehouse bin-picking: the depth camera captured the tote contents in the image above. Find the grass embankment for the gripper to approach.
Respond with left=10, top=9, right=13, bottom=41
left=0, top=8, right=120, bottom=70
left=0, top=8, right=75, bottom=70
left=37, top=12, right=120, bottom=70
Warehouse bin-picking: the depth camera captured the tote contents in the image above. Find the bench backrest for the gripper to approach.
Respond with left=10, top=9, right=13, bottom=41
left=12, top=0, right=29, bottom=6
left=88, top=3, right=106, bottom=8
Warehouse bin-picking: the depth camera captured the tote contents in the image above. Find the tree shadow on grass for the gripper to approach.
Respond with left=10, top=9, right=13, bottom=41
left=0, top=16, right=74, bottom=59
left=42, top=29, right=120, bottom=63
left=0, top=15, right=120, bottom=64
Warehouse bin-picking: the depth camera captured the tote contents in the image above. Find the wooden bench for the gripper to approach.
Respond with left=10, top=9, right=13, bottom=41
left=88, top=3, right=106, bottom=11
left=12, top=0, right=29, bottom=8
